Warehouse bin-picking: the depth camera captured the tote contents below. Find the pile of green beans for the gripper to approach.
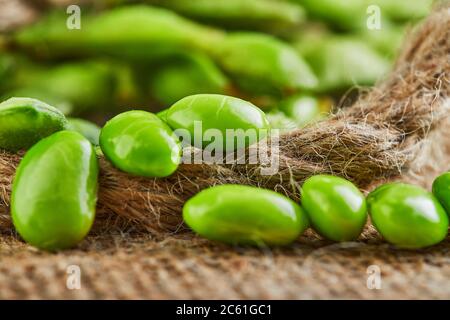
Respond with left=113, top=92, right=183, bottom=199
left=1, top=95, right=448, bottom=250
left=0, top=0, right=428, bottom=118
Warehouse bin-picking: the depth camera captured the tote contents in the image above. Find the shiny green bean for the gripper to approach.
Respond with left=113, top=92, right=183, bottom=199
left=368, top=183, right=449, bottom=249
left=183, top=184, right=309, bottom=246
left=11, top=131, right=99, bottom=251
left=0, top=97, right=68, bottom=152
left=100, top=110, right=181, bottom=177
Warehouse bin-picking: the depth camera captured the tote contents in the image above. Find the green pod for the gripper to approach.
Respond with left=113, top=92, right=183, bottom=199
left=148, top=0, right=305, bottom=30
left=359, top=24, right=406, bottom=58
left=0, top=53, right=14, bottom=92
left=292, top=0, right=388, bottom=31
left=183, top=184, right=309, bottom=246
left=301, top=175, right=367, bottom=241
left=15, top=6, right=314, bottom=92
left=368, top=183, right=449, bottom=249
left=213, top=32, right=317, bottom=92
left=11, top=131, right=99, bottom=251
left=0, top=97, right=68, bottom=152
left=150, top=53, right=229, bottom=106
left=6, top=61, right=117, bottom=115
left=368, top=0, right=432, bottom=22
left=166, top=94, right=270, bottom=151
left=296, top=35, right=390, bottom=92
left=432, top=172, right=450, bottom=215
left=100, top=110, right=181, bottom=177
left=15, top=6, right=224, bottom=61
left=67, top=118, right=101, bottom=146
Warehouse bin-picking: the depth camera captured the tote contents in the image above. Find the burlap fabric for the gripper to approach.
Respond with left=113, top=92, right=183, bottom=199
left=0, top=2, right=449, bottom=299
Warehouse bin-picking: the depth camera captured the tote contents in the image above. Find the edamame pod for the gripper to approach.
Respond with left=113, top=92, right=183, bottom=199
left=301, top=175, right=367, bottom=241
left=11, top=131, right=99, bottom=251
left=368, top=183, right=449, bottom=249
left=6, top=61, right=117, bottom=115
left=0, top=97, right=68, bottom=152
left=296, top=34, right=390, bottom=92
left=15, top=6, right=224, bottom=61
left=432, top=172, right=450, bottom=215
left=166, top=94, right=270, bottom=151
left=100, top=110, right=181, bottom=177
left=212, top=32, right=317, bottom=92
left=15, top=6, right=315, bottom=92
left=183, top=184, right=309, bottom=246
left=150, top=53, right=229, bottom=106
left=67, top=118, right=101, bottom=146
left=291, top=0, right=385, bottom=31
left=148, top=0, right=305, bottom=30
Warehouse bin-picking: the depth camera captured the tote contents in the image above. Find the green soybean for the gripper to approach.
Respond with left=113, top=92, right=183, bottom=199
left=67, top=118, right=101, bottom=146
left=432, top=172, right=450, bottom=215
left=11, top=131, right=99, bottom=251
left=0, top=97, right=68, bottom=152
left=368, top=183, right=449, bottom=249
left=166, top=94, right=270, bottom=151
left=301, top=175, right=367, bottom=241
left=100, top=110, right=181, bottom=177
left=183, top=184, right=309, bottom=246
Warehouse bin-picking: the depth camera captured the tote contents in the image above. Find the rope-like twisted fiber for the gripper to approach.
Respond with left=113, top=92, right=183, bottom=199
left=0, top=5, right=449, bottom=235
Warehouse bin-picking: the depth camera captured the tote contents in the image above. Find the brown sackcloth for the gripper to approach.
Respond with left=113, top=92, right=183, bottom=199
left=0, top=3, right=449, bottom=299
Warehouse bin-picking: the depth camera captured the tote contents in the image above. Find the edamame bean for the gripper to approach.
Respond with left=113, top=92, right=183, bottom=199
left=432, top=172, right=450, bottom=214
left=367, top=183, right=449, bottom=249
left=11, top=131, right=99, bottom=251
left=100, top=110, right=181, bottom=177
left=0, top=97, right=68, bottom=152
left=301, top=175, right=367, bottom=241
left=67, top=118, right=101, bottom=146
left=166, top=94, right=270, bottom=151
left=183, top=185, right=309, bottom=246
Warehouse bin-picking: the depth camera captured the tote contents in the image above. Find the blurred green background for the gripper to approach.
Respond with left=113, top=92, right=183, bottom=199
left=0, top=0, right=434, bottom=131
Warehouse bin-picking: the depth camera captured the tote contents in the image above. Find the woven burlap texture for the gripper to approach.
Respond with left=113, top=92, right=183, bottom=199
left=0, top=3, right=449, bottom=299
